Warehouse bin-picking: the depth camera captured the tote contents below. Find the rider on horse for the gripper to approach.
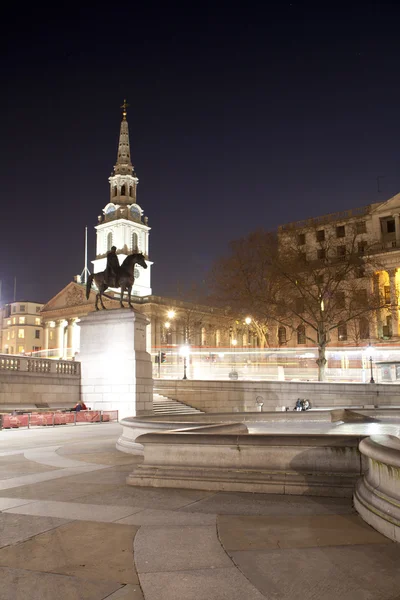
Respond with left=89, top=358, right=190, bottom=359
left=105, top=246, right=120, bottom=287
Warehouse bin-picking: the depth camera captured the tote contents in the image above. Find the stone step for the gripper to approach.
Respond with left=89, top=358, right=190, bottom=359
left=152, top=393, right=203, bottom=415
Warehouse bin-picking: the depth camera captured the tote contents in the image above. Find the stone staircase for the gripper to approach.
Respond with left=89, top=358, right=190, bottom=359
left=153, top=393, right=203, bottom=415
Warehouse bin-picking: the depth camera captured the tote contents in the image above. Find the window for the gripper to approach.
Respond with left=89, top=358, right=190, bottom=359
left=356, top=289, right=368, bottom=306
left=12, top=306, right=16, bottom=313
left=12, top=317, right=16, bottom=324
left=49, top=331, right=54, bottom=341
left=297, top=324, right=306, bottom=344
left=317, top=248, right=326, bottom=260
left=7, top=332, right=10, bottom=340
left=337, top=245, right=346, bottom=259
left=336, top=225, right=345, bottom=238
left=36, top=306, right=41, bottom=313
left=297, top=233, right=306, bottom=245
left=33, top=346, right=41, bottom=353
left=121, top=185, right=126, bottom=195
left=18, top=329, right=24, bottom=339
left=356, top=221, right=366, bottom=234
left=387, top=220, right=395, bottom=233
left=113, top=186, right=117, bottom=197
left=316, top=230, right=325, bottom=242
left=35, top=317, right=41, bottom=325
left=338, top=322, right=347, bottom=341
left=19, top=305, right=25, bottom=312
left=278, top=326, right=287, bottom=345
left=359, top=317, right=369, bottom=340
left=215, top=329, right=221, bottom=346
left=7, top=320, right=11, bottom=326
left=298, top=252, right=307, bottom=263
left=35, top=330, right=40, bottom=339
left=19, top=317, right=25, bottom=324
left=131, top=231, right=139, bottom=251
left=129, top=186, right=133, bottom=197
left=295, top=298, right=305, bottom=313
left=11, top=331, right=15, bottom=339
left=358, top=241, right=367, bottom=254
left=316, top=274, right=324, bottom=285
left=356, top=266, right=365, bottom=278
left=18, top=346, right=25, bottom=354
left=336, top=292, right=346, bottom=308
left=107, top=232, right=113, bottom=251
left=384, top=285, right=391, bottom=304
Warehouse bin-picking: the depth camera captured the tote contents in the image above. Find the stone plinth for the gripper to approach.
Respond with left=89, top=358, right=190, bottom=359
left=78, top=308, right=153, bottom=419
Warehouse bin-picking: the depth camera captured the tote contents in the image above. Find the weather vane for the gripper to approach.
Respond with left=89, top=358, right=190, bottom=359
left=121, top=99, right=129, bottom=120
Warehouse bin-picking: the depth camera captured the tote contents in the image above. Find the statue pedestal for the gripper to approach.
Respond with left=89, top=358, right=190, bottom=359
left=78, top=309, right=153, bottom=419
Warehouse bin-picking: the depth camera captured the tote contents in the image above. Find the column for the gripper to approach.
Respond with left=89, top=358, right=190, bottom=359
left=372, top=273, right=382, bottom=339
left=394, top=214, right=400, bottom=247
left=56, top=320, right=65, bottom=359
left=66, top=319, right=75, bottom=359
left=43, top=323, right=49, bottom=357
left=388, top=268, right=399, bottom=337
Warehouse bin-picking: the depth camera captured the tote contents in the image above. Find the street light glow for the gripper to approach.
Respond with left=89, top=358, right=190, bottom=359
left=232, top=339, right=237, bottom=346
left=245, top=317, right=251, bottom=325
left=179, top=344, right=190, bottom=357
left=165, top=321, right=170, bottom=329
left=167, top=310, right=176, bottom=319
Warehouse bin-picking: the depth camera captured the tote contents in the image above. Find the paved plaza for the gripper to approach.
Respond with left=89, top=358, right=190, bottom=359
left=0, top=423, right=399, bottom=600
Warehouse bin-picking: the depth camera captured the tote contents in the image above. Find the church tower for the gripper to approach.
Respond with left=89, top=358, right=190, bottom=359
left=92, top=102, right=152, bottom=296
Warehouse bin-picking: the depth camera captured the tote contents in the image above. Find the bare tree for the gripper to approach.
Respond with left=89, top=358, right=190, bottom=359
left=209, top=226, right=385, bottom=381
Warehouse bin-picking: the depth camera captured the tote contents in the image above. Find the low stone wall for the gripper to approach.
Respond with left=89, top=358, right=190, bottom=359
left=127, top=431, right=364, bottom=497
left=354, top=434, right=400, bottom=542
left=0, top=356, right=80, bottom=410
left=155, top=379, right=400, bottom=412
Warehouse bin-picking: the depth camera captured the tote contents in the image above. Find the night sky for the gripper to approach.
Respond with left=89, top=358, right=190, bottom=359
left=1, top=2, right=400, bottom=304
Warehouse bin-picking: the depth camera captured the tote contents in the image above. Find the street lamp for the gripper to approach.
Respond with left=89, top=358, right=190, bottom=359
left=179, top=344, right=190, bottom=380
left=245, top=316, right=252, bottom=347
left=366, top=344, right=375, bottom=384
left=167, top=310, right=176, bottom=320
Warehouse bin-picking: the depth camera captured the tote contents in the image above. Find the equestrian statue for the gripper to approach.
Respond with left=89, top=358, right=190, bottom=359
left=86, top=246, right=147, bottom=310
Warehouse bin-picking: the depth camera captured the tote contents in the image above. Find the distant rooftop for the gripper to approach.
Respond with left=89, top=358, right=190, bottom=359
left=278, top=204, right=371, bottom=232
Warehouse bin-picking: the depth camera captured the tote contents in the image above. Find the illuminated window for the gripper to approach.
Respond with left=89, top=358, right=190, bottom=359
left=18, top=346, right=25, bottom=354
left=18, top=329, right=25, bottom=339
left=12, top=317, right=16, bottom=324
left=19, top=317, right=25, bottom=324
left=7, top=320, right=11, bottom=326
left=35, top=317, right=41, bottom=325
left=7, top=332, right=10, bottom=340
left=11, top=331, right=15, bottom=339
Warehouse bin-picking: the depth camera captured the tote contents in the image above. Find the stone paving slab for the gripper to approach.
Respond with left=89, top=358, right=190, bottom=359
left=105, top=583, right=144, bottom=599
left=230, top=544, right=400, bottom=600
left=182, top=491, right=355, bottom=516
left=218, top=513, right=390, bottom=551
left=116, top=508, right=217, bottom=527
left=139, top=567, right=266, bottom=600
left=135, top=524, right=232, bottom=573
left=0, top=480, right=122, bottom=501
left=0, top=513, right=70, bottom=549
left=0, top=566, right=123, bottom=600
left=0, top=497, right=35, bottom=511
left=70, top=485, right=214, bottom=510
left=3, top=499, right=140, bottom=522
left=0, top=521, right=140, bottom=585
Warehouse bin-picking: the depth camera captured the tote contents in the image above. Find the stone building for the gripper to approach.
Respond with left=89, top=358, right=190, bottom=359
left=0, top=301, right=44, bottom=356
left=277, top=194, right=400, bottom=346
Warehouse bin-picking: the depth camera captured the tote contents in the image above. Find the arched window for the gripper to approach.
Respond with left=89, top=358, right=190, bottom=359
left=131, top=232, right=138, bottom=251
left=359, top=317, right=369, bottom=340
left=278, top=326, right=287, bottom=345
left=113, top=187, right=117, bottom=197
left=215, top=329, right=221, bottom=347
left=130, top=204, right=141, bottom=221
left=121, top=185, right=126, bottom=196
left=297, top=324, right=306, bottom=344
left=338, top=322, right=347, bottom=341
left=129, top=186, right=133, bottom=197
left=107, top=232, right=113, bottom=252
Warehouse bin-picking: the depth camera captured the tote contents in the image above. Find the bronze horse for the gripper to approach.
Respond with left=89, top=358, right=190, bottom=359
left=86, top=253, right=147, bottom=310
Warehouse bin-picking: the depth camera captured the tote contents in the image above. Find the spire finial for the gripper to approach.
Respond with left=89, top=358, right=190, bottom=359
left=121, top=99, right=129, bottom=120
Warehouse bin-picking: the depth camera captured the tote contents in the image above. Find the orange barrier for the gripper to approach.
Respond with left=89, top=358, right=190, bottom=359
left=0, top=410, right=118, bottom=429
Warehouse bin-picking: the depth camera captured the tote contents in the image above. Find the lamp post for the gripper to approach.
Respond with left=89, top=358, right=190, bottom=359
left=180, top=345, right=190, bottom=380
left=367, top=344, right=375, bottom=383
left=245, top=317, right=252, bottom=347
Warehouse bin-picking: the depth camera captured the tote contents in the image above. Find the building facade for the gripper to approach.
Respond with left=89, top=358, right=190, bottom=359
left=0, top=301, right=44, bottom=356
left=276, top=193, right=400, bottom=347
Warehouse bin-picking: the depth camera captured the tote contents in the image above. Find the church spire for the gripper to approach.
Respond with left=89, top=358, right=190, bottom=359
left=114, top=100, right=133, bottom=176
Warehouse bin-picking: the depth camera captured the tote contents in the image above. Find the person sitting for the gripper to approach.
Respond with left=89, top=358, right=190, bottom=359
left=72, top=400, right=88, bottom=412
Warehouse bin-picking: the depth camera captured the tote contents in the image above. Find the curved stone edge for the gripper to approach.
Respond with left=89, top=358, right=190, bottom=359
left=353, top=435, right=400, bottom=542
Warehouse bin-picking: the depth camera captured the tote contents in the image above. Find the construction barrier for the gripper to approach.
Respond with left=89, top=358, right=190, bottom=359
left=0, top=410, right=119, bottom=430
